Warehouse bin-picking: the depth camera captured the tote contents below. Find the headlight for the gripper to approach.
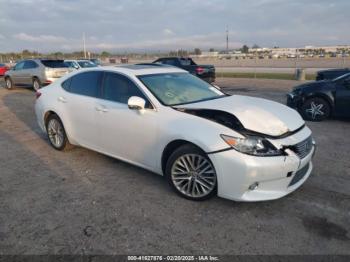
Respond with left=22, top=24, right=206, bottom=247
left=221, top=134, right=283, bottom=156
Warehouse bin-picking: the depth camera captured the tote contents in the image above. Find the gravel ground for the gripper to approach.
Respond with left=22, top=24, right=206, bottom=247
left=0, top=77, right=349, bottom=255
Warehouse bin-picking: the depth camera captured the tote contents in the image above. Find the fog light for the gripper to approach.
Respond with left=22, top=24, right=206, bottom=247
left=248, top=182, right=259, bottom=190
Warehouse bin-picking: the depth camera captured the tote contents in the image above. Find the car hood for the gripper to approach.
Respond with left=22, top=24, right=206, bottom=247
left=176, top=95, right=304, bottom=137
left=293, top=80, right=334, bottom=92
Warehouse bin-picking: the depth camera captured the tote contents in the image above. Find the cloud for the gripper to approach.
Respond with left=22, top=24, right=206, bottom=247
left=13, top=33, right=68, bottom=43
left=163, top=29, right=175, bottom=36
left=92, top=32, right=242, bottom=51
left=1, top=0, right=349, bottom=52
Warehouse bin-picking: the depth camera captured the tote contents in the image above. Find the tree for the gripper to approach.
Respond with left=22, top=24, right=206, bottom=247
left=194, top=48, right=201, bottom=55
left=252, top=44, right=260, bottom=49
left=209, top=48, right=215, bottom=52
left=241, top=45, right=249, bottom=54
left=101, top=51, right=111, bottom=57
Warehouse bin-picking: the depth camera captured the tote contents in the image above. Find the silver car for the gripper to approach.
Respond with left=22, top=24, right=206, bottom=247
left=4, top=59, right=71, bottom=91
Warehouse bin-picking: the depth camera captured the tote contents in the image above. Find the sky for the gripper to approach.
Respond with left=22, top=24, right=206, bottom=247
left=0, top=0, right=349, bottom=53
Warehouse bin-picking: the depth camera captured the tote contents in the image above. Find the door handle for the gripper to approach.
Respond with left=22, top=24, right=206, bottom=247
left=95, top=106, right=108, bottom=112
left=58, top=96, right=67, bottom=103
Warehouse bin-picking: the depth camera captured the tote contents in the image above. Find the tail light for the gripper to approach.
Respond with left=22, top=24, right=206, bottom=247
left=196, top=67, right=205, bottom=74
left=36, top=91, right=42, bottom=99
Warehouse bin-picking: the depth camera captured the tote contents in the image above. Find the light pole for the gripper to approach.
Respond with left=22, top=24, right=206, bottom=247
left=83, top=32, right=87, bottom=59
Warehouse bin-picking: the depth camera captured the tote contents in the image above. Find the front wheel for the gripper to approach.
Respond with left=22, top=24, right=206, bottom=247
left=165, top=144, right=217, bottom=201
left=5, top=77, right=13, bottom=89
left=301, top=97, right=331, bottom=121
left=46, top=114, right=72, bottom=151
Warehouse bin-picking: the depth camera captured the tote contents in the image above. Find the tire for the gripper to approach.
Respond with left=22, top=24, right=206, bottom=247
left=5, top=77, right=13, bottom=90
left=301, top=97, right=331, bottom=121
left=32, top=77, right=41, bottom=91
left=165, top=144, right=217, bottom=201
left=46, top=114, right=72, bottom=151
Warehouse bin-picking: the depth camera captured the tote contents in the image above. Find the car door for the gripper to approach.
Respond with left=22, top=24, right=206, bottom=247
left=335, top=75, right=350, bottom=117
left=60, top=71, right=103, bottom=150
left=97, top=72, right=159, bottom=170
left=22, top=60, right=38, bottom=85
left=11, top=61, right=26, bottom=85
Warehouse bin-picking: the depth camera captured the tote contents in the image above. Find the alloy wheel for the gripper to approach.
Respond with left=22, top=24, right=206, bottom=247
left=47, top=118, right=64, bottom=148
left=5, top=78, right=12, bottom=89
left=33, top=79, right=40, bottom=91
left=171, top=154, right=216, bottom=198
left=305, top=101, right=324, bottom=120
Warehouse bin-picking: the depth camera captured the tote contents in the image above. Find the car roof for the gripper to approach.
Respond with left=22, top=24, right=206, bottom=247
left=90, top=64, right=186, bottom=76
left=319, top=68, right=350, bottom=73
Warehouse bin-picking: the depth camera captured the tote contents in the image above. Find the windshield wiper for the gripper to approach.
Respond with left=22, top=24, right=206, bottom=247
left=171, top=95, right=226, bottom=106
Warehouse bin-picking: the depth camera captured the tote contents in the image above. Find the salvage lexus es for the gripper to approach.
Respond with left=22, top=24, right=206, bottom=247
left=35, top=65, right=315, bottom=202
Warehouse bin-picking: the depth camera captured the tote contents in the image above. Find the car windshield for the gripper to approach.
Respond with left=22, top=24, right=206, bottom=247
left=138, top=73, right=224, bottom=106
left=333, top=72, right=350, bottom=82
left=78, top=61, right=97, bottom=68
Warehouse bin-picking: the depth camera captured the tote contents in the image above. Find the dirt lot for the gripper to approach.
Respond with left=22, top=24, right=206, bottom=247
left=0, top=78, right=349, bottom=255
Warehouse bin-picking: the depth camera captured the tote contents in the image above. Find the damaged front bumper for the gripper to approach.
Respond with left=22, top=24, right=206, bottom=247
left=209, top=126, right=315, bottom=202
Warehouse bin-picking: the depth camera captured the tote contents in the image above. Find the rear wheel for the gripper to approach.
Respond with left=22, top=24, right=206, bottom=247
left=301, top=97, right=331, bottom=121
left=33, top=77, right=41, bottom=91
left=46, top=114, right=72, bottom=151
left=165, top=144, right=217, bottom=201
left=5, top=77, right=13, bottom=89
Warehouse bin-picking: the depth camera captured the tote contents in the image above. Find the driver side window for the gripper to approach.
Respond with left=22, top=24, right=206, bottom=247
left=15, top=61, right=25, bottom=70
left=343, top=76, right=350, bottom=88
left=102, top=72, right=152, bottom=109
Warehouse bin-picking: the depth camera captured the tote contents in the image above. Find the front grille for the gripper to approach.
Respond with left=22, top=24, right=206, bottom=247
left=290, top=136, right=313, bottom=159
left=289, top=163, right=310, bottom=187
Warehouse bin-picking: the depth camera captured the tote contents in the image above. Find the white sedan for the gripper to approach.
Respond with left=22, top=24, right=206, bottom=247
left=35, top=65, right=315, bottom=201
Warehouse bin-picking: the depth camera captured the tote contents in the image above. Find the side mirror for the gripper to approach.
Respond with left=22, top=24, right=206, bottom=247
left=128, top=96, right=146, bottom=111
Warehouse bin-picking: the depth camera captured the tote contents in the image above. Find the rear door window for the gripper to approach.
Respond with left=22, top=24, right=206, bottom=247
left=69, top=71, right=102, bottom=98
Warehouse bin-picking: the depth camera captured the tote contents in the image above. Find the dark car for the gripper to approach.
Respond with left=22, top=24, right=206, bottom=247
left=287, top=73, right=350, bottom=121
left=153, top=57, right=215, bottom=83
left=316, top=68, right=350, bottom=81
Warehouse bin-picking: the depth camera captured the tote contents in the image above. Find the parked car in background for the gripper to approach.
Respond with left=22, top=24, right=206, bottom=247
left=0, top=63, right=10, bottom=76
left=153, top=57, right=215, bottom=83
left=65, top=59, right=98, bottom=70
left=287, top=73, right=350, bottom=121
left=4, top=59, right=71, bottom=90
left=35, top=64, right=315, bottom=202
left=88, top=58, right=102, bottom=66
left=316, top=68, right=350, bottom=81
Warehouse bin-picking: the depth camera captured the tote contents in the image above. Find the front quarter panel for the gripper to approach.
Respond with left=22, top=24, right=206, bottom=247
left=155, top=107, right=243, bottom=170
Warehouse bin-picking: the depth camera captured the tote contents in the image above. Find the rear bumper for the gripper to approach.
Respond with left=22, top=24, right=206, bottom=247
left=209, top=127, right=314, bottom=202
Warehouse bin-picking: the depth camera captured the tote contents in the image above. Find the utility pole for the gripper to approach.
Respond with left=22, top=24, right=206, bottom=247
left=83, top=32, right=87, bottom=59
left=226, top=26, right=229, bottom=54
